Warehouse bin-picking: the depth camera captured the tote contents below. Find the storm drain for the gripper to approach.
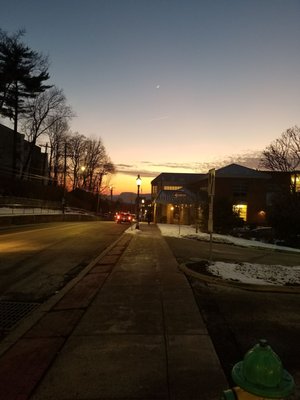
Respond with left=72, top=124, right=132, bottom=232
left=0, top=301, right=40, bottom=332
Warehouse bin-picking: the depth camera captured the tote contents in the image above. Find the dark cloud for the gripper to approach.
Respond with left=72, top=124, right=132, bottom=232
left=219, top=151, right=263, bottom=170
left=115, top=166, right=157, bottom=178
left=116, top=163, right=135, bottom=168
left=150, top=162, right=196, bottom=170
left=140, top=152, right=262, bottom=173
left=114, top=151, right=263, bottom=179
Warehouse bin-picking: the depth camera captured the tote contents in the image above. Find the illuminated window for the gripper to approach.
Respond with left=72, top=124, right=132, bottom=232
left=233, top=204, right=247, bottom=221
left=163, top=185, right=182, bottom=190
left=152, top=185, right=158, bottom=194
left=291, top=174, right=300, bottom=192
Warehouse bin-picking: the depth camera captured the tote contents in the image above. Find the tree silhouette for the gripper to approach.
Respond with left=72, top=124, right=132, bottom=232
left=260, top=126, right=300, bottom=172
left=0, top=29, right=51, bottom=175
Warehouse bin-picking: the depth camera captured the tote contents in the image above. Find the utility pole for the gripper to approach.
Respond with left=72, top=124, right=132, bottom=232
left=136, top=175, right=141, bottom=229
left=62, top=142, right=67, bottom=214
left=208, top=168, right=215, bottom=264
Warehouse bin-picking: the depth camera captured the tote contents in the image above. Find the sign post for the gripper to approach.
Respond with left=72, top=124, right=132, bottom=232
left=208, top=169, right=215, bottom=263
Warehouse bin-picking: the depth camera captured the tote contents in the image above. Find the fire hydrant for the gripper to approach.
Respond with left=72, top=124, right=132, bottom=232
left=221, top=339, right=295, bottom=399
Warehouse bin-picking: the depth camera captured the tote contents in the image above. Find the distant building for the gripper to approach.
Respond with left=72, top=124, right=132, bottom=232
left=151, top=172, right=205, bottom=197
left=151, top=172, right=205, bottom=224
left=0, top=123, right=48, bottom=182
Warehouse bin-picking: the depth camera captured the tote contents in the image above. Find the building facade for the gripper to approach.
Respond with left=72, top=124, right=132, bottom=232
left=151, top=164, right=299, bottom=227
left=0, top=123, right=48, bottom=182
left=151, top=172, right=204, bottom=224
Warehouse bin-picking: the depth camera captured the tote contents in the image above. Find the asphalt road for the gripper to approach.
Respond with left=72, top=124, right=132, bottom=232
left=0, top=221, right=128, bottom=303
left=165, top=236, right=300, bottom=398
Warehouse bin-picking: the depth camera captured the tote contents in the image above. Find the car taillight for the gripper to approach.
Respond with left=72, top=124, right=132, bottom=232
left=117, top=215, right=120, bottom=220
left=128, top=216, right=131, bottom=220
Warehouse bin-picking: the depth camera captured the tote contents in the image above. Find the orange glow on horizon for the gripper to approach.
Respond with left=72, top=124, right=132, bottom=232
left=106, top=173, right=153, bottom=195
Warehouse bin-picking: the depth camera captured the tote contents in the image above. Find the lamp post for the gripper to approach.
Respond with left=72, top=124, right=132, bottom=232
left=136, top=174, right=141, bottom=229
left=80, top=166, right=86, bottom=189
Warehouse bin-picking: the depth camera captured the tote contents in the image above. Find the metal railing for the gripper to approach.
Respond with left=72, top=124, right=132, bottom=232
left=0, top=204, right=63, bottom=215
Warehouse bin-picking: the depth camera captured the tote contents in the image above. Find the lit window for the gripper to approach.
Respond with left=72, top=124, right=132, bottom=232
left=291, top=174, right=300, bottom=192
left=163, top=185, right=182, bottom=190
left=233, top=204, right=247, bottom=221
left=152, top=185, right=158, bottom=194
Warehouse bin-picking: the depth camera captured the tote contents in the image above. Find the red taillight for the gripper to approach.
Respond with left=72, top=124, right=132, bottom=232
left=128, top=216, right=131, bottom=220
left=117, top=215, right=120, bottom=220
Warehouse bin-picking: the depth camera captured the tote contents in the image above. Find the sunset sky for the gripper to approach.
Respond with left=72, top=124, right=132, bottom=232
left=1, top=0, right=300, bottom=194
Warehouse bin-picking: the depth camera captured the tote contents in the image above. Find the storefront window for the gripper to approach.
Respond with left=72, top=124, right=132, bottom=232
left=233, top=203, right=247, bottom=221
left=291, top=174, right=300, bottom=192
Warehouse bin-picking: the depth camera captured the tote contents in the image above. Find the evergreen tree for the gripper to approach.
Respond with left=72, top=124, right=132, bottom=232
left=0, top=29, right=51, bottom=175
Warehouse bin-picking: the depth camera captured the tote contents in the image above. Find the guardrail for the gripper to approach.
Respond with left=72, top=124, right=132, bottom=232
left=0, top=205, right=63, bottom=215
left=0, top=204, right=99, bottom=216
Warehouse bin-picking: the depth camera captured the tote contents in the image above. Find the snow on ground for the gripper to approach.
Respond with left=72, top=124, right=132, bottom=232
left=157, top=223, right=300, bottom=286
left=206, top=261, right=300, bottom=286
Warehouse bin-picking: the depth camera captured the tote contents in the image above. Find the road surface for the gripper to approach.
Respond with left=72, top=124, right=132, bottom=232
left=0, top=221, right=128, bottom=303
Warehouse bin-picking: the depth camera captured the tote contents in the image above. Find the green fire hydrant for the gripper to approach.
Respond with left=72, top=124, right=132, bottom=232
left=221, top=339, right=295, bottom=399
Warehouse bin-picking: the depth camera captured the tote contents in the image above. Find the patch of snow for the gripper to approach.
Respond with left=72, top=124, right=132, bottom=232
left=158, top=224, right=300, bottom=286
left=158, top=223, right=300, bottom=253
left=208, top=262, right=300, bottom=286
left=125, top=225, right=143, bottom=234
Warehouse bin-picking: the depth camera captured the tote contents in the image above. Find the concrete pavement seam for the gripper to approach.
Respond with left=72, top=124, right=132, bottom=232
left=159, top=286, right=171, bottom=400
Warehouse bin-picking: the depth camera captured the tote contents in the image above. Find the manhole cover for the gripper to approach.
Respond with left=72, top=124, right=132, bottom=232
left=0, top=301, right=40, bottom=331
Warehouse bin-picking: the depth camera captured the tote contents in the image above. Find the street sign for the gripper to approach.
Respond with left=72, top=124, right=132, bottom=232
left=207, top=168, right=215, bottom=263
left=208, top=168, right=215, bottom=234
left=208, top=168, right=215, bottom=196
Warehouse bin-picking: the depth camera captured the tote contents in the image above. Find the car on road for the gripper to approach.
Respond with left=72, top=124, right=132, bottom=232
left=115, top=212, right=133, bottom=223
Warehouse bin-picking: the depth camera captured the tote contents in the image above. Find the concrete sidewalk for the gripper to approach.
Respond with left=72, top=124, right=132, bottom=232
left=0, top=224, right=227, bottom=400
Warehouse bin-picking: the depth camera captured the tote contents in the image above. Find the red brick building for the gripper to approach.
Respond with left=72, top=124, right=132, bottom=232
left=152, top=164, right=299, bottom=226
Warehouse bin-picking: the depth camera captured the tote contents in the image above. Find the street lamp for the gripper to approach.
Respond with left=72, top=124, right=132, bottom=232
left=136, top=174, right=141, bottom=229
left=80, top=166, right=86, bottom=188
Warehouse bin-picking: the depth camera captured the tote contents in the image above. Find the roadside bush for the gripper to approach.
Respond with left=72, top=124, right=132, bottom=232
left=267, top=192, right=300, bottom=247
left=201, top=197, right=244, bottom=234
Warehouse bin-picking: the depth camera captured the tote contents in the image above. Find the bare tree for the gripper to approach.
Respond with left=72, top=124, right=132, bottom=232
left=68, top=132, right=87, bottom=190
left=47, top=118, right=70, bottom=185
left=260, top=126, right=300, bottom=171
left=67, top=133, right=115, bottom=193
left=20, top=86, right=73, bottom=178
left=97, top=157, right=115, bottom=194
left=84, top=139, right=107, bottom=192
left=78, top=138, right=116, bottom=193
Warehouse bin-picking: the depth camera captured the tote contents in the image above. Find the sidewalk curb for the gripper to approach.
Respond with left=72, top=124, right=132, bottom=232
left=179, top=262, right=300, bottom=294
left=0, top=224, right=230, bottom=400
